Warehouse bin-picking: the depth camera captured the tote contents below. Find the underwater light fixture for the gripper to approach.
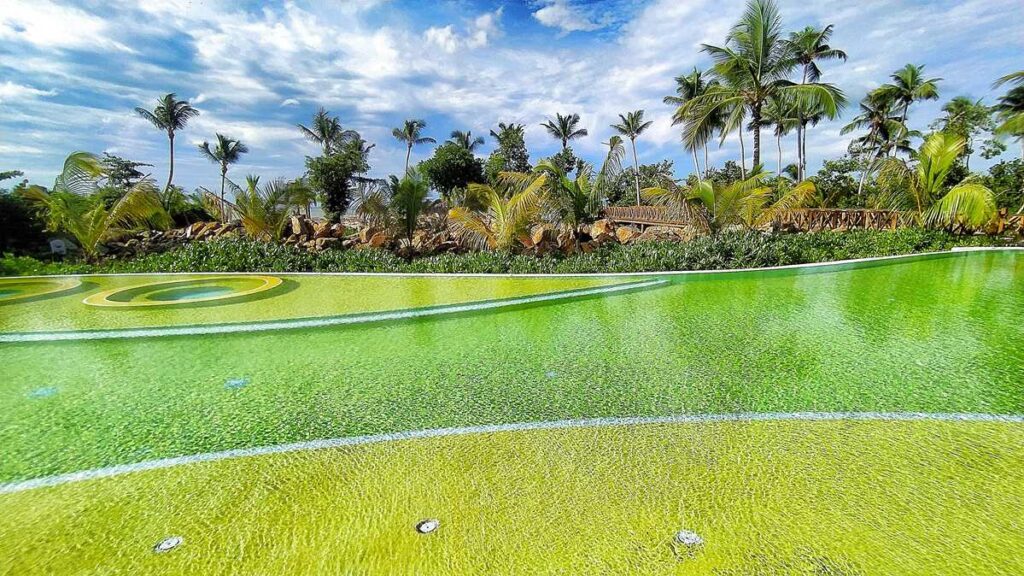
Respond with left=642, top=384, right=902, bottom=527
left=153, top=536, right=183, bottom=553
left=675, top=529, right=703, bottom=546
left=415, top=519, right=439, bottom=534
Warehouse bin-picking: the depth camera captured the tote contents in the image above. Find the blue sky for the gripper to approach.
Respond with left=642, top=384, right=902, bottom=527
left=1, top=0, right=1021, bottom=192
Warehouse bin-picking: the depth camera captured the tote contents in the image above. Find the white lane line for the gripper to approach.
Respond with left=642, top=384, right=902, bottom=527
left=2, top=411, right=1021, bottom=495
left=0, top=279, right=666, bottom=343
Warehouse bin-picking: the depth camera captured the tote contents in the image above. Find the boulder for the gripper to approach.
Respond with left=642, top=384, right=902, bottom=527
left=313, top=221, right=332, bottom=239
left=359, top=227, right=379, bottom=244
left=591, top=219, right=615, bottom=237
left=615, top=225, right=639, bottom=244
left=290, top=215, right=314, bottom=237
left=367, top=232, right=391, bottom=248
left=531, top=225, right=557, bottom=247
left=314, top=237, right=340, bottom=251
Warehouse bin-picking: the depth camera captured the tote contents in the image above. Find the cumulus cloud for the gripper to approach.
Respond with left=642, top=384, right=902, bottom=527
left=0, top=81, right=57, bottom=104
left=0, top=0, right=133, bottom=53
left=532, top=0, right=607, bottom=33
left=425, top=8, right=503, bottom=53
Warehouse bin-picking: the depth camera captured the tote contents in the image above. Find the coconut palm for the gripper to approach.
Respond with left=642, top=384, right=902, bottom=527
left=643, top=164, right=816, bottom=232
left=993, top=71, right=1024, bottom=158
left=842, top=91, right=913, bottom=197
left=298, top=107, right=358, bottom=155
left=449, top=130, right=485, bottom=152
left=198, top=134, right=249, bottom=216
left=19, top=152, right=169, bottom=260
left=688, top=0, right=845, bottom=168
left=785, top=25, right=846, bottom=179
left=610, top=110, right=654, bottom=206
left=540, top=113, right=588, bottom=150
left=134, top=93, right=199, bottom=193
left=666, top=68, right=721, bottom=182
left=391, top=170, right=431, bottom=242
left=875, top=132, right=996, bottom=228
left=762, top=94, right=799, bottom=177
left=875, top=64, right=941, bottom=128
left=392, top=119, right=435, bottom=174
left=231, top=176, right=310, bottom=240
left=449, top=177, right=546, bottom=251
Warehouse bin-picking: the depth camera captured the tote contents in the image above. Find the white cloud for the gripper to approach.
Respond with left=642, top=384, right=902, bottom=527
left=0, top=81, right=57, bottom=104
left=280, top=98, right=300, bottom=107
left=0, top=0, right=133, bottom=53
left=425, top=8, right=503, bottom=53
left=532, top=0, right=606, bottom=33
left=425, top=26, right=460, bottom=53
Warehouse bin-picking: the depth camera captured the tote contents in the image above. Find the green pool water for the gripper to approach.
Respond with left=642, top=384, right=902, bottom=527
left=1, top=249, right=1022, bottom=574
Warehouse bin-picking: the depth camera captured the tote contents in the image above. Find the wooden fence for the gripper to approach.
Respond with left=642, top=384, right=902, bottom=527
left=602, top=206, right=697, bottom=229
left=769, top=209, right=918, bottom=232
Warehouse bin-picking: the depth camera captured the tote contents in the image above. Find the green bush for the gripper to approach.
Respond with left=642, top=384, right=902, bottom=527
left=0, top=230, right=1011, bottom=277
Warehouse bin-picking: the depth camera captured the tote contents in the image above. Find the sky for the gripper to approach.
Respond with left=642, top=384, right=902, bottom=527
left=1, top=0, right=1021, bottom=192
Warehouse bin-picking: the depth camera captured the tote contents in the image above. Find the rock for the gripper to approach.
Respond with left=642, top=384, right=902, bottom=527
left=314, top=237, right=340, bottom=250
left=330, top=223, right=347, bottom=238
left=581, top=241, right=596, bottom=253
left=290, top=215, right=313, bottom=237
left=531, top=225, right=557, bottom=247
left=615, top=225, right=639, bottom=244
left=591, top=219, right=615, bottom=237
left=367, top=232, right=390, bottom=248
left=359, top=227, right=379, bottom=244
left=313, top=221, right=332, bottom=239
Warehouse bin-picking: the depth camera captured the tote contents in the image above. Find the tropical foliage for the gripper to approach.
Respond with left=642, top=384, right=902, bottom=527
left=134, top=93, right=199, bottom=193
left=18, top=152, right=169, bottom=260
left=230, top=176, right=312, bottom=240
left=198, top=133, right=248, bottom=214
left=393, top=119, right=435, bottom=174
left=541, top=113, right=588, bottom=150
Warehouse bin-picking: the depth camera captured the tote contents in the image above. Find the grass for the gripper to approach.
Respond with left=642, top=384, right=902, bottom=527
left=1, top=420, right=1021, bottom=575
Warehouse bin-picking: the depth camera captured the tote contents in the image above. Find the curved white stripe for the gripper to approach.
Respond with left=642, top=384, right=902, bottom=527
left=0, top=279, right=666, bottom=343
left=2, top=411, right=1021, bottom=495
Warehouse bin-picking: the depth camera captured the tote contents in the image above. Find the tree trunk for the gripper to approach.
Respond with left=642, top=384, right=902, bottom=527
left=404, top=144, right=412, bottom=174
left=166, top=131, right=175, bottom=194
left=630, top=137, right=641, bottom=206
left=692, top=148, right=702, bottom=184
left=703, top=143, right=709, bottom=176
left=777, top=133, right=782, bottom=178
left=220, top=165, right=227, bottom=221
left=801, top=120, right=808, bottom=180
left=738, top=129, right=747, bottom=179
left=751, top=106, right=762, bottom=168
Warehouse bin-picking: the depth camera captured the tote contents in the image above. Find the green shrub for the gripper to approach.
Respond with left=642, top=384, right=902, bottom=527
left=0, top=230, right=1011, bottom=277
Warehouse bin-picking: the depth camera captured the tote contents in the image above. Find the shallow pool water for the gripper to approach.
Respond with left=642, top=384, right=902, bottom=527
left=1, top=249, right=1022, bottom=574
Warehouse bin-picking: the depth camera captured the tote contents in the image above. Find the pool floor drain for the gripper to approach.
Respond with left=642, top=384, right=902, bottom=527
left=153, top=536, right=183, bottom=553
left=674, top=529, right=703, bottom=546
left=416, top=519, right=439, bottom=534
left=224, top=377, right=250, bottom=390
left=28, top=387, right=58, bottom=399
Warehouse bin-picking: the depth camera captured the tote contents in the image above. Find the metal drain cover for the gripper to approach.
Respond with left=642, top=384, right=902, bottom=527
left=154, top=536, right=183, bottom=553
left=675, top=529, right=703, bottom=546
left=416, top=519, right=439, bottom=534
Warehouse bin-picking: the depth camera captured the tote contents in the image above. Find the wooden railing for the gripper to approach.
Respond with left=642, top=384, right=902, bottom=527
left=769, top=209, right=918, bottom=232
left=201, top=190, right=240, bottom=222
left=603, top=205, right=700, bottom=229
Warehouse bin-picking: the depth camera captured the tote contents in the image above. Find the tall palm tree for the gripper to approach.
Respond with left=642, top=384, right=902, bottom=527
left=875, top=64, right=941, bottom=129
left=392, top=119, right=435, bottom=174
left=134, top=93, right=199, bottom=194
left=785, top=25, right=846, bottom=180
left=197, top=134, right=249, bottom=213
left=298, top=107, right=358, bottom=155
left=842, top=91, right=911, bottom=197
left=449, top=130, right=485, bottom=152
left=993, top=71, right=1024, bottom=159
left=666, top=68, right=721, bottom=182
left=540, top=113, right=588, bottom=150
left=610, top=110, right=654, bottom=205
left=19, top=152, right=169, bottom=260
left=763, top=94, right=798, bottom=177
left=686, top=0, right=845, bottom=168
left=875, top=132, right=996, bottom=228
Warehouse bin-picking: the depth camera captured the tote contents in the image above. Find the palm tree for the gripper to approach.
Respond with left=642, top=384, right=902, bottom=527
left=763, top=94, right=798, bottom=177
left=134, top=93, right=199, bottom=193
left=19, top=152, right=169, bottom=261
left=197, top=134, right=249, bottom=215
left=643, top=164, right=815, bottom=232
left=785, top=25, right=846, bottom=180
left=875, top=64, right=941, bottom=129
left=298, top=107, right=358, bottom=155
left=392, top=119, right=435, bottom=174
left=686, top=0, right=845, bottom=169
left=610, top=110, right=654, bottom=206
left=449, top=177, right=546, bottom=251
left=993, top=71, right=1024, bottom=159
left=391, top=170, right=431, bottom=242
left=540, top=113, right=588, bottom=150
left=875, top=132, right=996, bottom=228
left=449, top=130, right=485, bottom=152
left=666, top=68, right=721, bottom=182
left=231, top=176, right=310, bottom=240
left=841, top=91, right=911, bottom=197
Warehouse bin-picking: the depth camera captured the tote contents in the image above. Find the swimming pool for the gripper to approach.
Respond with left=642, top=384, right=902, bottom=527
left=1, top=249, right=1022, bottom=574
